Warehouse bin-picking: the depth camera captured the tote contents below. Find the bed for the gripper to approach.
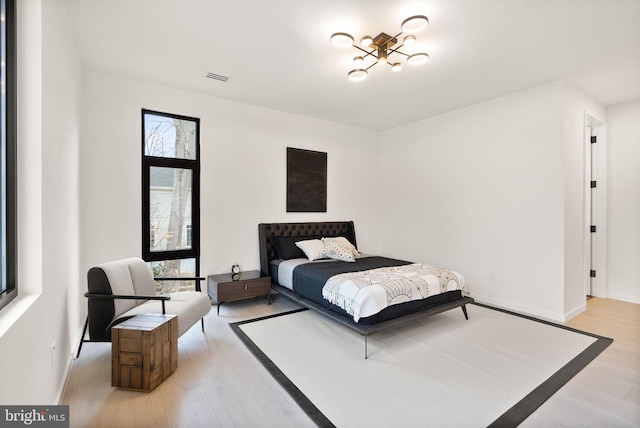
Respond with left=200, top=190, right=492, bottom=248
left=258, top=221, right=474, bottom=358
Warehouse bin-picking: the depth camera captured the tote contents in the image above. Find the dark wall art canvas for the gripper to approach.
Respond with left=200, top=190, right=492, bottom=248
left=286, top=147, right=327, bottom=212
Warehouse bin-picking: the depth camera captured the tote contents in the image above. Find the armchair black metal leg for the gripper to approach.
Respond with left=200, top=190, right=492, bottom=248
left=201, top=318, right=205, bottom=332
left=76, top=316, right=89, bottom=358
left=461, top=305, right=469, bottom=320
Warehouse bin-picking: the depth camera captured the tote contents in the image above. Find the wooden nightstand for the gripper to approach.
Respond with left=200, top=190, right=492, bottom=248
left=208, top=270, right=271, bottom=314
left=111, top=313, right=178, bottom=391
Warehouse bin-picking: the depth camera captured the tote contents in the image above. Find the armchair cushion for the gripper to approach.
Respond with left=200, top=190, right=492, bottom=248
left=127, top=258, right=158, bottom=297
left=114, top=291, right=212, bottom=336
left=96, top=259, right=138, bottom=319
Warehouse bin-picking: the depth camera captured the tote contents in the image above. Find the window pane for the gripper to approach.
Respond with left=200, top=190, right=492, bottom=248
left=1, top=0, right=7, bottom=294
left=0, top=0, right=16, bottom=311
left=144, top=113, right=196, bottom=159
left=149, top=166, right=192, bottom=252
left=143, top=113, right=196, bottom=160
left=148, top=258, right=197, bottom=292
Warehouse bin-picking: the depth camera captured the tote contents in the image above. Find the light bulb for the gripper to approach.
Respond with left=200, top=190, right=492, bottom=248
left=401, top=15, right=429, bottom=33
left=330, top=32, right=354, bottom=47
left=407, top=52, right=429, bottom=65
left=348, top=69, right=368, bottom=81
left=353, top=56, right=364, bottom=66
left=403, top=35, right=416, bottom=46
left=360, top=35, right=373, bottom=47
left=391, top=63, right=402, bottom=72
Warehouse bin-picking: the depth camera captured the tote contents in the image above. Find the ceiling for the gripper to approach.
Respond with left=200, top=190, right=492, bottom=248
left=65, top=0, right=640, bottom=131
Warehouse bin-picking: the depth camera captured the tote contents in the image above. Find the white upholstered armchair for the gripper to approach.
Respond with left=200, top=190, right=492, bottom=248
left=77, top=257, right=211, bottom=357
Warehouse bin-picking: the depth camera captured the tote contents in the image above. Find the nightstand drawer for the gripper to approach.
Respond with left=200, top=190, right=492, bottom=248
left=216, top=277, right=271, bottom=301
left=207, top=270, right=272, bottom=314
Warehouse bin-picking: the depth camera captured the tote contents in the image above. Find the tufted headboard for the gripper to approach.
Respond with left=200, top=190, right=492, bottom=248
left=258, top=221, right=357, bottom=276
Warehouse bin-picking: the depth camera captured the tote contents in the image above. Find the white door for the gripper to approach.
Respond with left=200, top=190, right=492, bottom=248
left=585, top=114, right=607, bottom=297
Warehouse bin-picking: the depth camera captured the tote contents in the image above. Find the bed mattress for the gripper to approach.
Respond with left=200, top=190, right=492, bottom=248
left=271, top=256, right=467, bottom=325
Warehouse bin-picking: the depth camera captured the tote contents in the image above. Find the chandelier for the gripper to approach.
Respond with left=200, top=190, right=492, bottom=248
left=330, top=15, right=430, bottom=81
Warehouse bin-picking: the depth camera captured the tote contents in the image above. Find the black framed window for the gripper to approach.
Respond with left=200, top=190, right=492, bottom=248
left=142, top=109, right=200, bottom=292
left=0, top=0, right=17, bottom=311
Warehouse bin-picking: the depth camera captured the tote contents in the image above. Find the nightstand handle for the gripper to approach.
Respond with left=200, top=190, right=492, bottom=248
left=244, top=283, right=248, bottom=290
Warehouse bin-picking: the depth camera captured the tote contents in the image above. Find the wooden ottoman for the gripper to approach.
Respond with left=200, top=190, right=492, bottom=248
left=111, top=313, right=178, bottom=391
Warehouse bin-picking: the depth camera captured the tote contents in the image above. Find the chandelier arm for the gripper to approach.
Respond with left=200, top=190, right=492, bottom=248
left=365, top=62, right=378, bottom=71
left=390, top=49, right=409, bottom=58
left=353, top=44, right=377, bottom=60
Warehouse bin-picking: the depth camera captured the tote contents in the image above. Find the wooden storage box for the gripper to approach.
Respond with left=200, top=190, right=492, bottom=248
left=111, top=313, right=178, bottom=391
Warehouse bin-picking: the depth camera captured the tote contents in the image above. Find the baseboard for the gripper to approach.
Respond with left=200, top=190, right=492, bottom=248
left=563, top=303, right=587, bottom=322
left=471, top=293, right=565, bottom=323
left=56, top=354, right=74, bottom=405
left=58, top=322, right=87, bottom=404
left=606, top=292, right=640, bottom=304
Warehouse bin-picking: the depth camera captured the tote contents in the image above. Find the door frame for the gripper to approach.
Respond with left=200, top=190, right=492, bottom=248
left=584, top=112, right=607, bottom=297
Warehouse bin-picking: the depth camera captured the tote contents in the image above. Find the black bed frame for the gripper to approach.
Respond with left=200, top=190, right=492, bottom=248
left=258, top=221, right=474, bottom=358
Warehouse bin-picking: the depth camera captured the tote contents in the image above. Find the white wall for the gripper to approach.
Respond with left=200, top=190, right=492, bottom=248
left=0, top=0, right=82, bottom=404
left=377, top=82, right=604, bottom=321
left=606, top=100, right=640, bottom=303
left=79, top=72, right=381, bottom=286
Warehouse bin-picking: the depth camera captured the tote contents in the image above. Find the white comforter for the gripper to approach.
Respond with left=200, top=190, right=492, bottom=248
left=322, top=263, right=469, bottom=322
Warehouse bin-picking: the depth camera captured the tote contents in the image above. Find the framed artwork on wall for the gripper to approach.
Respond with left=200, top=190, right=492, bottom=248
left=286, top=147, right=327, bottom=212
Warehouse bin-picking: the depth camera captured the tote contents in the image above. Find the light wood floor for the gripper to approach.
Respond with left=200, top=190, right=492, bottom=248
left=62, top=297, right=640, bottom=428
left=521, top=297, right=640, bottom=427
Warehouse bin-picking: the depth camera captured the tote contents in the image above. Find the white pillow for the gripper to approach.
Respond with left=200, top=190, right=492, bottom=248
left=295, top=239, right=327, bottom=261
left=322, top=237, right=358, bottom=257
left=321, top=237, right=356, bottom=262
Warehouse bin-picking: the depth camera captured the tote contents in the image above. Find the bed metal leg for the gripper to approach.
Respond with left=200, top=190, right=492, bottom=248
left=365, top=336, right=368, bottom=359
left=461, top=305, right=469, bottom=320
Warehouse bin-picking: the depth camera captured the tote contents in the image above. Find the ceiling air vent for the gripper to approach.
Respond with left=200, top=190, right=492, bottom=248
left=206, top=72, right=230, bottom=82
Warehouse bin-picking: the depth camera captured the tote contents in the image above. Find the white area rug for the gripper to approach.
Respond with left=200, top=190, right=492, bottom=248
left=233, top=304, right=611, bottom=428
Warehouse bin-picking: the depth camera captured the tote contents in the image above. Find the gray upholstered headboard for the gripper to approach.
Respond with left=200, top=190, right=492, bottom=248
left=258, top=221, right=357, bottom=276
